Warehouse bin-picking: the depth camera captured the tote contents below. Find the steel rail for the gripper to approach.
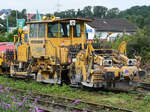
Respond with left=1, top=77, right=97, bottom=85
left=138, top=82, right=150, bottom=91
left=8, top=87, right=134, bottom=112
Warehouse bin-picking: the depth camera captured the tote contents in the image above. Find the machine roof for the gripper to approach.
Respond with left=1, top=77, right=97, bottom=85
left=27, top=18, right=92, bottom=24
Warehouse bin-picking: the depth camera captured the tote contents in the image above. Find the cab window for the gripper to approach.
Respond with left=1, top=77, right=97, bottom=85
left=60, top=23, right=70, bottom=37
left=30, top=24, right=38, bottom=38
left=74, top=24, right=81, bottom=37
left=48, top=23, right=58, bottom=38
left=29, top=23, right=45, bottom=38
left=38, top=24, right=45, bottom=38
left=24, top=33, right=28, bottom=42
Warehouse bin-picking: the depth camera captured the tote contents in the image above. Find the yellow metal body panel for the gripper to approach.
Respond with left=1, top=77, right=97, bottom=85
left=0, top=58, right=3, bottom=66
left=17, top=43, right=29, bottom=62
left=42, top=72, right=50, bottom=80
left=59, top=47, right=68, bottom=64
left=104, top=66, right=120, bottom=77
left=118, top=41, right=127, bottom=55
left=45, top=38, right=84, bottom=61
left=30, top=40, right=46, bottom=58
left=14, top=72, right=27, bottom=76
left=75, top=50, right=86, bottom=81
left=91, top=74, right=103, bottom=83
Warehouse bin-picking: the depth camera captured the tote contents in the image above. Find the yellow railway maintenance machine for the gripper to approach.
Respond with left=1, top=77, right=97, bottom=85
left=3, top=17, right=146, bottom=89
left=5, top=18, right=91, bottom=84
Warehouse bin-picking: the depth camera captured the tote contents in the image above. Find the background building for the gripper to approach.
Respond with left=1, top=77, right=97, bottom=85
left=0, top=13, right=6, bottom=20
left=86, top=18, right=136, bottom=41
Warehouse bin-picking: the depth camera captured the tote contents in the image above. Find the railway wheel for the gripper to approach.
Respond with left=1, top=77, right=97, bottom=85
left=137, top=71, right=146, bottom=81
left=69, top=64, right=83, bottom=87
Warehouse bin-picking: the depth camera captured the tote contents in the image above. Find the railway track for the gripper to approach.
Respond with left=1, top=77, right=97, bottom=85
left=5, top=87, right=134, bottom=112
left=138, top=82, right=150, bottom=91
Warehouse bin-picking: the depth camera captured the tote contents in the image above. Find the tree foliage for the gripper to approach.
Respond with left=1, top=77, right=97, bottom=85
left=53, top=5, right=150, bottom=28
left=8, top=9, right=27, bottom=27
left=119, top=5, right=150, bottom=28
left=1, top=5, right=150, bottom=31
left=93, top=6, right=108, bottom=18
left=112, top=26, right=150, bottom=65
left=0, top=9, right=26, bottom=41
left=0, top=18, right=6, bottom=33
left=106, top=8, right=120, bottom=18
left=0, top=29, right=17, bottom=42
left=127, top=27, right=150, bottom=64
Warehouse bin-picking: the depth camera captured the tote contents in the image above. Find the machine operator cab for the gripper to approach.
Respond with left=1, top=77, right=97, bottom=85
left=27, top=18, right=91, bottom=63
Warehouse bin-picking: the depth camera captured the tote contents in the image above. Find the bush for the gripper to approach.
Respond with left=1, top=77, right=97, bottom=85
left=112, top=26, right=150, bottom=65
left=0, top=34, right=7, bottom=42
left=0, top=29, right=17, bottom=42
left=127, top=27, right=150, bottom=65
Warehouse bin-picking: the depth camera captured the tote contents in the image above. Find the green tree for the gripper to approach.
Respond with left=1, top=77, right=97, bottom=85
left=7, top=9, right=27, bottom=27
left=65, top=9, right=76, bottom=18
left=21, top=9, right=27, bottom=20
left=93, top=6, right=108, bottom=18
left=54, top=9, right=76, bottom=18
left=76, top=9, right=83, bottom=17
left=112, top=26, right=150, bottom=65
left=82, top=6, right=93, bottom=18
left=106, top=8, right=119, bottom=18
left=118, top=5, right=150, bottom=27
left=0, top=18, right=6, bottom=33
left=8, top=10, right=17, bottom=27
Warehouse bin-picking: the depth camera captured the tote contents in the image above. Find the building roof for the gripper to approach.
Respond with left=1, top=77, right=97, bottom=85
left=27, top=14, right=44, bottom=21
left=0, top=13, right=3, bottom=16
left=27, top=14, right=36, bottom=20
left=87, top=18, right=136, bottom=32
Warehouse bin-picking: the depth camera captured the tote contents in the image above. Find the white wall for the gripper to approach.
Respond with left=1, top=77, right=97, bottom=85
left=85, top=25, right=132, bottom=41
left=85, top=24, right=95, bottom=40
left=9, top=27, right=17, bottom=33
left=0, top=13, right=6, bottom=20
left=96, top=32, right=123, bottom=41
left=99, top=32, right=131, bottom=41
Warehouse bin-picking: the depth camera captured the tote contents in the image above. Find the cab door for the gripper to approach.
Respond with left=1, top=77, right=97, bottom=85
left=29, top=23, right=46, bottom=58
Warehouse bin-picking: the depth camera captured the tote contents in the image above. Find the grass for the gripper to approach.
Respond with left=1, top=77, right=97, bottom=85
left=0, top=76, right=150, bottom=112
left=0, top=85, right=42, bottom=112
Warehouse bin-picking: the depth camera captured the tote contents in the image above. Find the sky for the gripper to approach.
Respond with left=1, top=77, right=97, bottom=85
left=0, top=0, right=149, bottom=13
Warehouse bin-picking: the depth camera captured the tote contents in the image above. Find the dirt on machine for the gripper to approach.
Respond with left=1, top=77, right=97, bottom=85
left=0, top=16, right=146, bottom=90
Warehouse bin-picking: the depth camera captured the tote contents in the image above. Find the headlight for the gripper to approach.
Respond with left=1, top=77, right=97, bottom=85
left=103, top=60, right=112, bottom=66
left=128, top=59, right=137, bottom=66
